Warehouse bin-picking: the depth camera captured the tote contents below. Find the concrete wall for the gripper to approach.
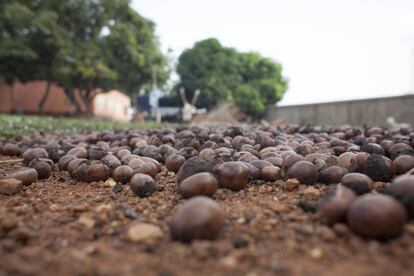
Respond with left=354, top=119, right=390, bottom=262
left=266, top=95, right=414, bottom=127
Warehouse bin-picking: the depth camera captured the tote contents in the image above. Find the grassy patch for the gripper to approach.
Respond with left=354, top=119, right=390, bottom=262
left=0, top=114, right=168, bottom=139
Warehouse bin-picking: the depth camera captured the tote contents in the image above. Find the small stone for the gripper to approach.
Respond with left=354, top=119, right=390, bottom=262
left=127, top=223, right=163, bottom=242
left=96, top=204, right=112, bottom=213
left=302, top=187, right=321, bottom=201
left=49, top=204, right=59, bottom=212
left=297, top=224, right=314, bottom=236
left=285, top=178, right=300, bottom=191
left=221, top=256, right=237, bottom=268
left=0, top=178, right=23, bottom=195
left=77, top=215, right=95, bottom=229
left=104, top=178, right=117, bottom=188
left=309, top=247, right=323, bottom=259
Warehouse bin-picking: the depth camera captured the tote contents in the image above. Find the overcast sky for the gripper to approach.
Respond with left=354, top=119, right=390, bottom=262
left=132, top=0, right=414, bottom=105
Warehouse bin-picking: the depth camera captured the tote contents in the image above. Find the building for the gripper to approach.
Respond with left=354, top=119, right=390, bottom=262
left=0, top=80, right=131, bottom=121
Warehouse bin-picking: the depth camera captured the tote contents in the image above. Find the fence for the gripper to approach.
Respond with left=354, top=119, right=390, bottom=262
left=265, top=94, right=414, bottom=127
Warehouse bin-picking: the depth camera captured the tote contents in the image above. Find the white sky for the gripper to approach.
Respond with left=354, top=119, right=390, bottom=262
left=132, top=0, right=414, bottom=105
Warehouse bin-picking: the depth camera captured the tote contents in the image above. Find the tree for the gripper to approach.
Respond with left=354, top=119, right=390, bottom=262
left=100, top=6, right=169, bottom=96
left=0, top=0, right=168, bottom=115
left=233, top=84, right=265, bottom=118
left=175, top=38, right=242, bottom=109
left=175, top=38, right=288, bottom=117
left=0, top=2, right=39, bottom=103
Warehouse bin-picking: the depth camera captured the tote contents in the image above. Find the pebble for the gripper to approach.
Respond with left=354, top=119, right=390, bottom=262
left=104, top=178, right=117, bottom=188
left=309, top=247, right=323, bottom=259
left=77, top=215, right=95, bottom=229
left=284, top=179, right=300, bottom=191
left=302, top=187, right=321, bottom=201
left=127, top=223, right=163, bottom=242
left=0, top=178, right=23, bottom=195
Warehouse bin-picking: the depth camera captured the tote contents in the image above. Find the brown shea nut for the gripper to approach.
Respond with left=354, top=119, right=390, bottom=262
left=101, top=155, right=121, bottom=173
left=179, top=172, right=218, bottom=198
left=23, top=147, right=48, bottom=165
left=287, top=161, right=318, bottom=185
left=240, top=161, right=260, bottom=179
left=7, top=168, right=38, bottom=186
left=176, top=157, right=221, bottom=184
left=319, top=185, right=357, bottom=225
left=58, top=155, right=77, bottom=171
left=141, top=157, right=162, bottom=172
left=127, top=158, right=146, bottom=170
left=68, top=158, right=88, bottom=176
left=170, top=196, right=224, bottom=243
left=216, top=161, right=249, bottom=190
left=112, top=165, right=134, bottom=184
left=67, top=147, right=88, bottom=159
left=341, top=173, right=372, bottom=195
left=166, top=154, right=186, bottom=173
left=129, top=173, right=155, bottom=197
left=29, top=158, right=53, bottom=179
left=318, top=166, right=348, bottom=184
left=260, top=166, right=281, bottom=182
left=386, top=175, right=414, bottom=217
left=347, top=194, right=407, bottom=240
left=393, top=155, right=414, bottom=175
left=134, top=162, right=158, bottom=178
left=73, top=163, right=109, bottom=182
left=363, top=154, right=393, bottom=182
left=2, top=143, right=21, bottom=156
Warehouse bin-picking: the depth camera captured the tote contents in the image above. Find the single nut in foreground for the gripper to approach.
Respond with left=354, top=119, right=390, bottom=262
left=341, top=173, right=372, bottom=195
left=260, top=166, right=281, bottom=181
left=23, top=147, right=49, bottom=165
left=319, top=185, right=357, bottom=225
left=363, top=154, right=393, bottom=182
left=386, top=175, right=414, bottom=217
left=129, top=173, right=155, bottom=197
left=392, top=155, right=414, bottom=175
left=318, top=166, right=347, bottom=184
left=179, top=172, right=218, bottom=198
left=2, top=143, right=21, bottom=156
left=112, top=165, right=134, bottom=184
left=346, top=194, right=407, bottom=240
left=170, top=196, right=224, bottom=243
left=58, top=155, right=77, bottom=171
left=29, top=158, right=53, bottom=179
left=287, top=161, right=318, bottom=185
left=73, top=163, right=109, bottom=182
left=134, top=162, right=158, bottom=178
left=7, top=168, right=38, bottom=186
left=215, top=161, right=249, bottom=190
left=165, top=154, right=186, bottom=173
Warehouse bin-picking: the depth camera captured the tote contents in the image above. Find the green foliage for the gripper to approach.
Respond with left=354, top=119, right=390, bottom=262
left=175, top=38, right=288, bottom=117
left=233, top=84, right=265, bottom=117
left=0, top=114, right=168, bottom=139
left=0, top=0, right=169, bottom=111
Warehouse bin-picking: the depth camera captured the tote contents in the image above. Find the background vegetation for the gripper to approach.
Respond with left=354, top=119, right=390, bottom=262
left=0, top=1, right=287, bottom=119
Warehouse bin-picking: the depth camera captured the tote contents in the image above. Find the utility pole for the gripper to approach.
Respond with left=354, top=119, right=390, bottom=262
left=151, top=64, right=161, bottom=123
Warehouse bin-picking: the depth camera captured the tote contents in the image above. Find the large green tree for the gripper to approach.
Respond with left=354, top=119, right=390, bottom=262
left=175, top=38, right=288, bottom=117
left=0, top=0, right=168, bottom=114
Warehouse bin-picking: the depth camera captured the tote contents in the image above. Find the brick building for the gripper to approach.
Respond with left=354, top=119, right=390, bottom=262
left=0, top=80, right=131, bottom=121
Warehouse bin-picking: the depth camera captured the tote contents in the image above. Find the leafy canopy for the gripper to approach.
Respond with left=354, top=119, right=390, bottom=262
left=175, top=38, right=288, bottom=117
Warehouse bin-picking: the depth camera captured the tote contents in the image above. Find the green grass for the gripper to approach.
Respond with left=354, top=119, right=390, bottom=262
left=0, top=114, right=168, bottom=139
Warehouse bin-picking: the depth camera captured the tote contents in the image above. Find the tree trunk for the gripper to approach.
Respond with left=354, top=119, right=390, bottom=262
left=81, top=89, right=94, bottom=117
left=64, top=87, right=82, bottom=114
left=39, top=80, right=52, bottom=114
